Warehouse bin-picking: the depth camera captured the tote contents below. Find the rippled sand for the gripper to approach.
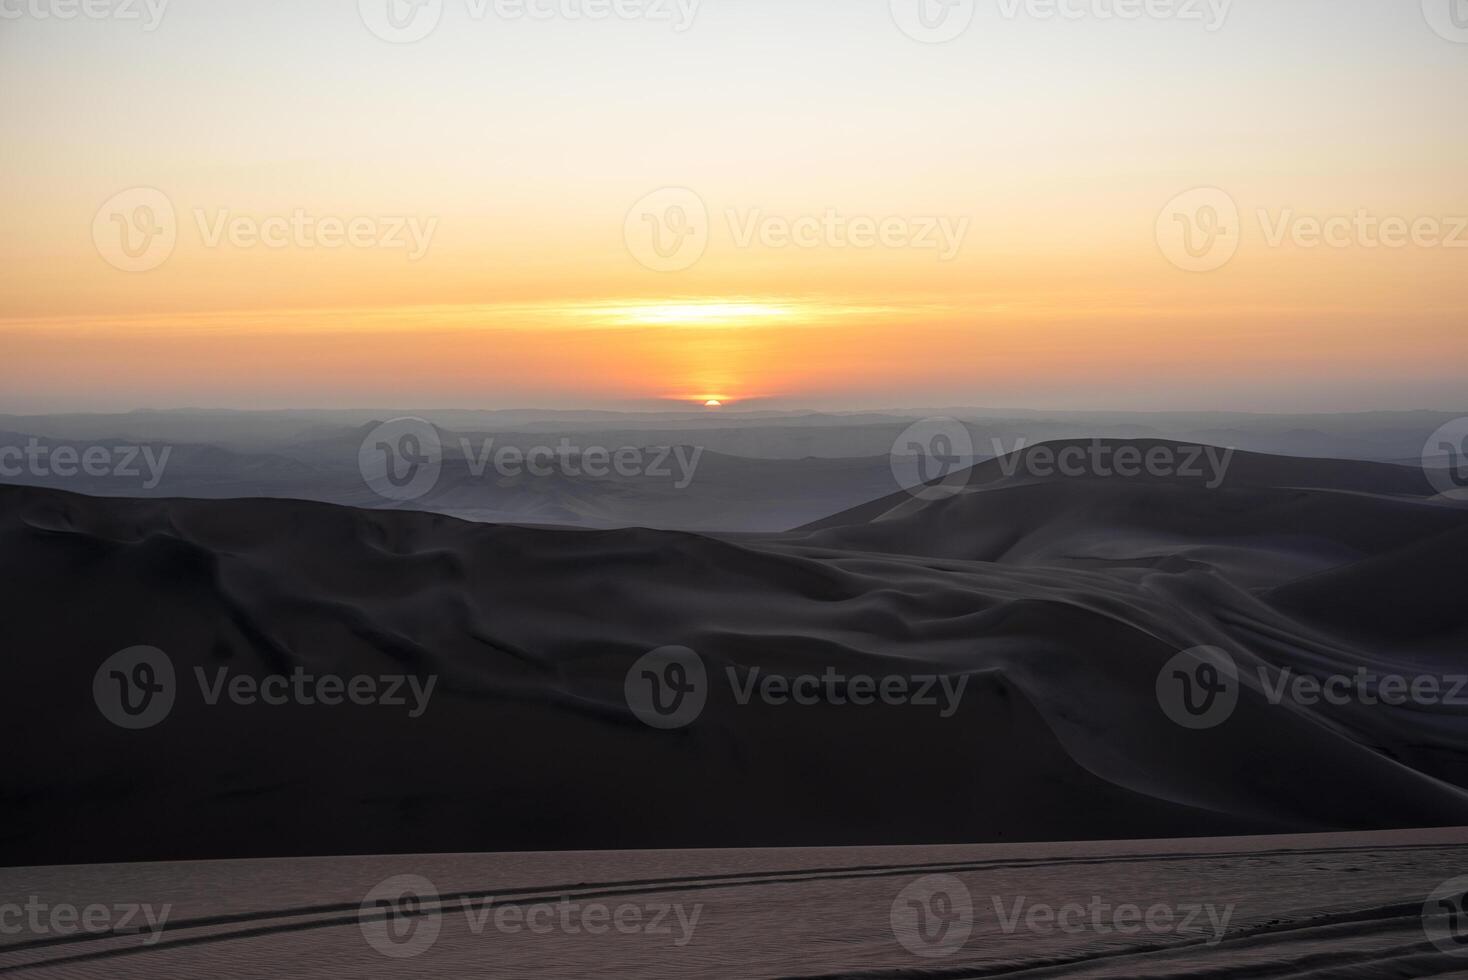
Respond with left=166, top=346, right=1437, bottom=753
left=4, top=829, right=1468, bottom=978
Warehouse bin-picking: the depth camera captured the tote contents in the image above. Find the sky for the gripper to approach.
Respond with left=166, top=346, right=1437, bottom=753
left=1, top=0, right=1466, bottom=413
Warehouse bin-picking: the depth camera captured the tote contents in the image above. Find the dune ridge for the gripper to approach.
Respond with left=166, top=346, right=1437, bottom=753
left=3, top=440, right=1467, bottom=865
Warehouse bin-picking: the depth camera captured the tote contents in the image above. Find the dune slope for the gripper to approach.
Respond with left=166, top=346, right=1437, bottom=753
left=3, top=441, right=1467, bottom=865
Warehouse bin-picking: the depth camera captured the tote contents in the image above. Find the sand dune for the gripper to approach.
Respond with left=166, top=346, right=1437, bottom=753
left=3, top=440, right=1467, bottom=865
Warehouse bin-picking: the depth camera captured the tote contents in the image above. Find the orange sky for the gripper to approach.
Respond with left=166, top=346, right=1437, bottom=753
left=2, top=2, right=1465, bottom=412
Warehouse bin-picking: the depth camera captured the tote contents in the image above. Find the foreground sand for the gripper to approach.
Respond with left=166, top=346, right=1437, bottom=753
left=3, top=829, right=1468, bottom=977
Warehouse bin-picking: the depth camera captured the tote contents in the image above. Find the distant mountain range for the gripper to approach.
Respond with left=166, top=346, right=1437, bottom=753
left=1, top=408, right=1464, bottom=531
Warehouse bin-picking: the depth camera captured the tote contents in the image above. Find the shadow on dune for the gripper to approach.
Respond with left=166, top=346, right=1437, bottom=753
left=3, top=440, right=1467, bottom=865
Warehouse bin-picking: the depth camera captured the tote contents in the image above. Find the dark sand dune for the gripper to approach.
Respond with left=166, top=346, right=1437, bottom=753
left=1265, top=524, right=1468, bottom=647
left=3, top=441, right=1467, bottom=866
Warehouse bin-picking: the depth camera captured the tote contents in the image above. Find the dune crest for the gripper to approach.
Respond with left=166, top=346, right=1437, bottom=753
left=4, top=441, right=1467, bottom=865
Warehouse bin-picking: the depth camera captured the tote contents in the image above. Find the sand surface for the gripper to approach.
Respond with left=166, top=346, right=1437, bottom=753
left=4, top=830, right=1468, bottom=977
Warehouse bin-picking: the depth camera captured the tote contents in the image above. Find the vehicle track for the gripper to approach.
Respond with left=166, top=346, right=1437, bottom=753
left=2, top=841, right=1462, bottom=975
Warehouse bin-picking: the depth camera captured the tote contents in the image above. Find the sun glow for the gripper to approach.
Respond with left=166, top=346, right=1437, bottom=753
left=587, top=302, right=794, bottom=327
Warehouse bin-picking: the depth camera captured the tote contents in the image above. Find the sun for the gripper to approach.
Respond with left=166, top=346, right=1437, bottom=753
left=704, top=399, right=723, bottom=408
